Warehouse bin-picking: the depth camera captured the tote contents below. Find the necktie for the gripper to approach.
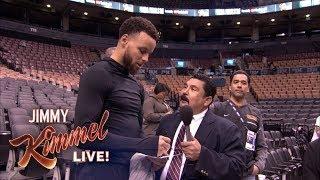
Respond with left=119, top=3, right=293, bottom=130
left=166, top=124, right=186, bottom=180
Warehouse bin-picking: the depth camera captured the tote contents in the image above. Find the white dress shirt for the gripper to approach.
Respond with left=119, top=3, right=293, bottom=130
left=160, top=108, right=208, bottom=180
left=311, top=131, right=319, bottom=142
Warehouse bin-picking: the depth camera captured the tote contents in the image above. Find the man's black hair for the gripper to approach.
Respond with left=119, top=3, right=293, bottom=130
left=119, top=17, right=159, bottom=41
left=230, top=70, right=250, bottom=84
left=192, top=74, right=217, bottom=98
left=154, top=83, right=170, bottom=95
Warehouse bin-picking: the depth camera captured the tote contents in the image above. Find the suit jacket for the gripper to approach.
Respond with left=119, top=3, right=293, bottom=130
left=156, top=110, right=245, bottom=180
left=303, top=138, right=320, bottom=180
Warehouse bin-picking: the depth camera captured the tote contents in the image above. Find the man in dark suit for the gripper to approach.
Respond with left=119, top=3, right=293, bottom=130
left=156, top=74, right=245, bottom=180
left=303, top=138, right=320, bottom=180
left=74, top=17, right=171, bottom=180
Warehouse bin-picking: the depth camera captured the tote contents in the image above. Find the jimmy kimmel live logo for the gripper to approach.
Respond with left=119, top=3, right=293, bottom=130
left=9, top=109, right=109, bottom=169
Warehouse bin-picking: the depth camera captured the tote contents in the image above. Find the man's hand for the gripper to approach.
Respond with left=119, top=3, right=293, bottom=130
left=148, top=156, right=168, bottom=171
left=180, top=138, right=201, bottom=161
left=157, top=136, right=171, bottom=157
left=250, top=165, right=260, bottom=175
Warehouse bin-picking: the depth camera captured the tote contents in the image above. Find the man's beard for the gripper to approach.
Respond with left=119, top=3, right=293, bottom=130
left=123, top=50, right=137, bottom=75
left=231, top=91, right=245, bottom=100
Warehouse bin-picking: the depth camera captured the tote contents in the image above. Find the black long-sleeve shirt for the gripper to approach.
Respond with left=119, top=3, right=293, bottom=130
left=212, top=101, right=268, bottom=175
left=75, top=58, right=158, bottom=165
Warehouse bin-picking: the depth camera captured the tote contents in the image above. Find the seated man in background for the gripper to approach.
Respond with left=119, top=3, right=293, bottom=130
left=143, top=83, right=173, bottom=136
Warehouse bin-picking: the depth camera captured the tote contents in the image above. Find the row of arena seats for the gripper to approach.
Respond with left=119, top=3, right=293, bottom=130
left=253, top=100, right=319, bottom=123
left=249, top=58, right=320, bottom=69
left=251, top=73, right=320, bottom=100
left=144, top=58, right=172, bottom=68
left=0, top=65, right=35, bottom=81
left=0, top=77, right=77, bottom=112
left=268, top=52, right=320, bottom=61
left=157, top=73, right=320, bottom=101
left=0, top=36, right=98, bottom=74
left=22, top=69, right=80, bottom=91
left=1, top=64, right=80, bottom=91
left=1, top=63, right=150, bottom=101
left=1, top=61, right=80, bottom=92
left=189, top=59, right=215, bottom=69
left=246, top=52, right=320, bottom=69
left=263, top=130, right=300, bottom=149
left=0, top=76, right=78, bottom=179
left=156, top=75, right=191, bottom=92
left=156, top=75, right=231, bottom=98
left=0, top=107, right=78, bottom=179
left=262, top=130, right=305, bottom=180
left=144, top=58, right=215, bottom=69
left=0, top=35, right=218, bottom=71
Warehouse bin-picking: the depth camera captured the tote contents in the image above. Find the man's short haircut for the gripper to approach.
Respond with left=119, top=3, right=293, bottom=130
left=230, top=70, right=251, bottom=84
left=119, top=17, right=159, bottom=41
left=154, top=83, right=170, bottom=95
left=192, top=74, right=217, bottom=98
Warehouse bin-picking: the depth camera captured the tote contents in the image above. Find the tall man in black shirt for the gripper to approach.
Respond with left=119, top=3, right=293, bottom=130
left=212, top=70, right=267, bottom=180
left=74, top=17, right=171, bottom=180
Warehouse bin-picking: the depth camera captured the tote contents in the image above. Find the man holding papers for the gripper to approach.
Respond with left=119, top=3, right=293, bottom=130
left=155, top=74, right=245, bottom=180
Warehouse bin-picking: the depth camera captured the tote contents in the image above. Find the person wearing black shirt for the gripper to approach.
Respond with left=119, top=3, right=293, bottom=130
left=303, top=138, right=320, bottom=180
left=74, top=17, right=171, bottom=180
left=212, top=70, right=267, bottom=180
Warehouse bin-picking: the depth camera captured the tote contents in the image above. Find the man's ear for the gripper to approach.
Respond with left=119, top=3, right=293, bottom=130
left=204, top=96, right=213, bottom=107
left=119, top=34, right=129, bottom=47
